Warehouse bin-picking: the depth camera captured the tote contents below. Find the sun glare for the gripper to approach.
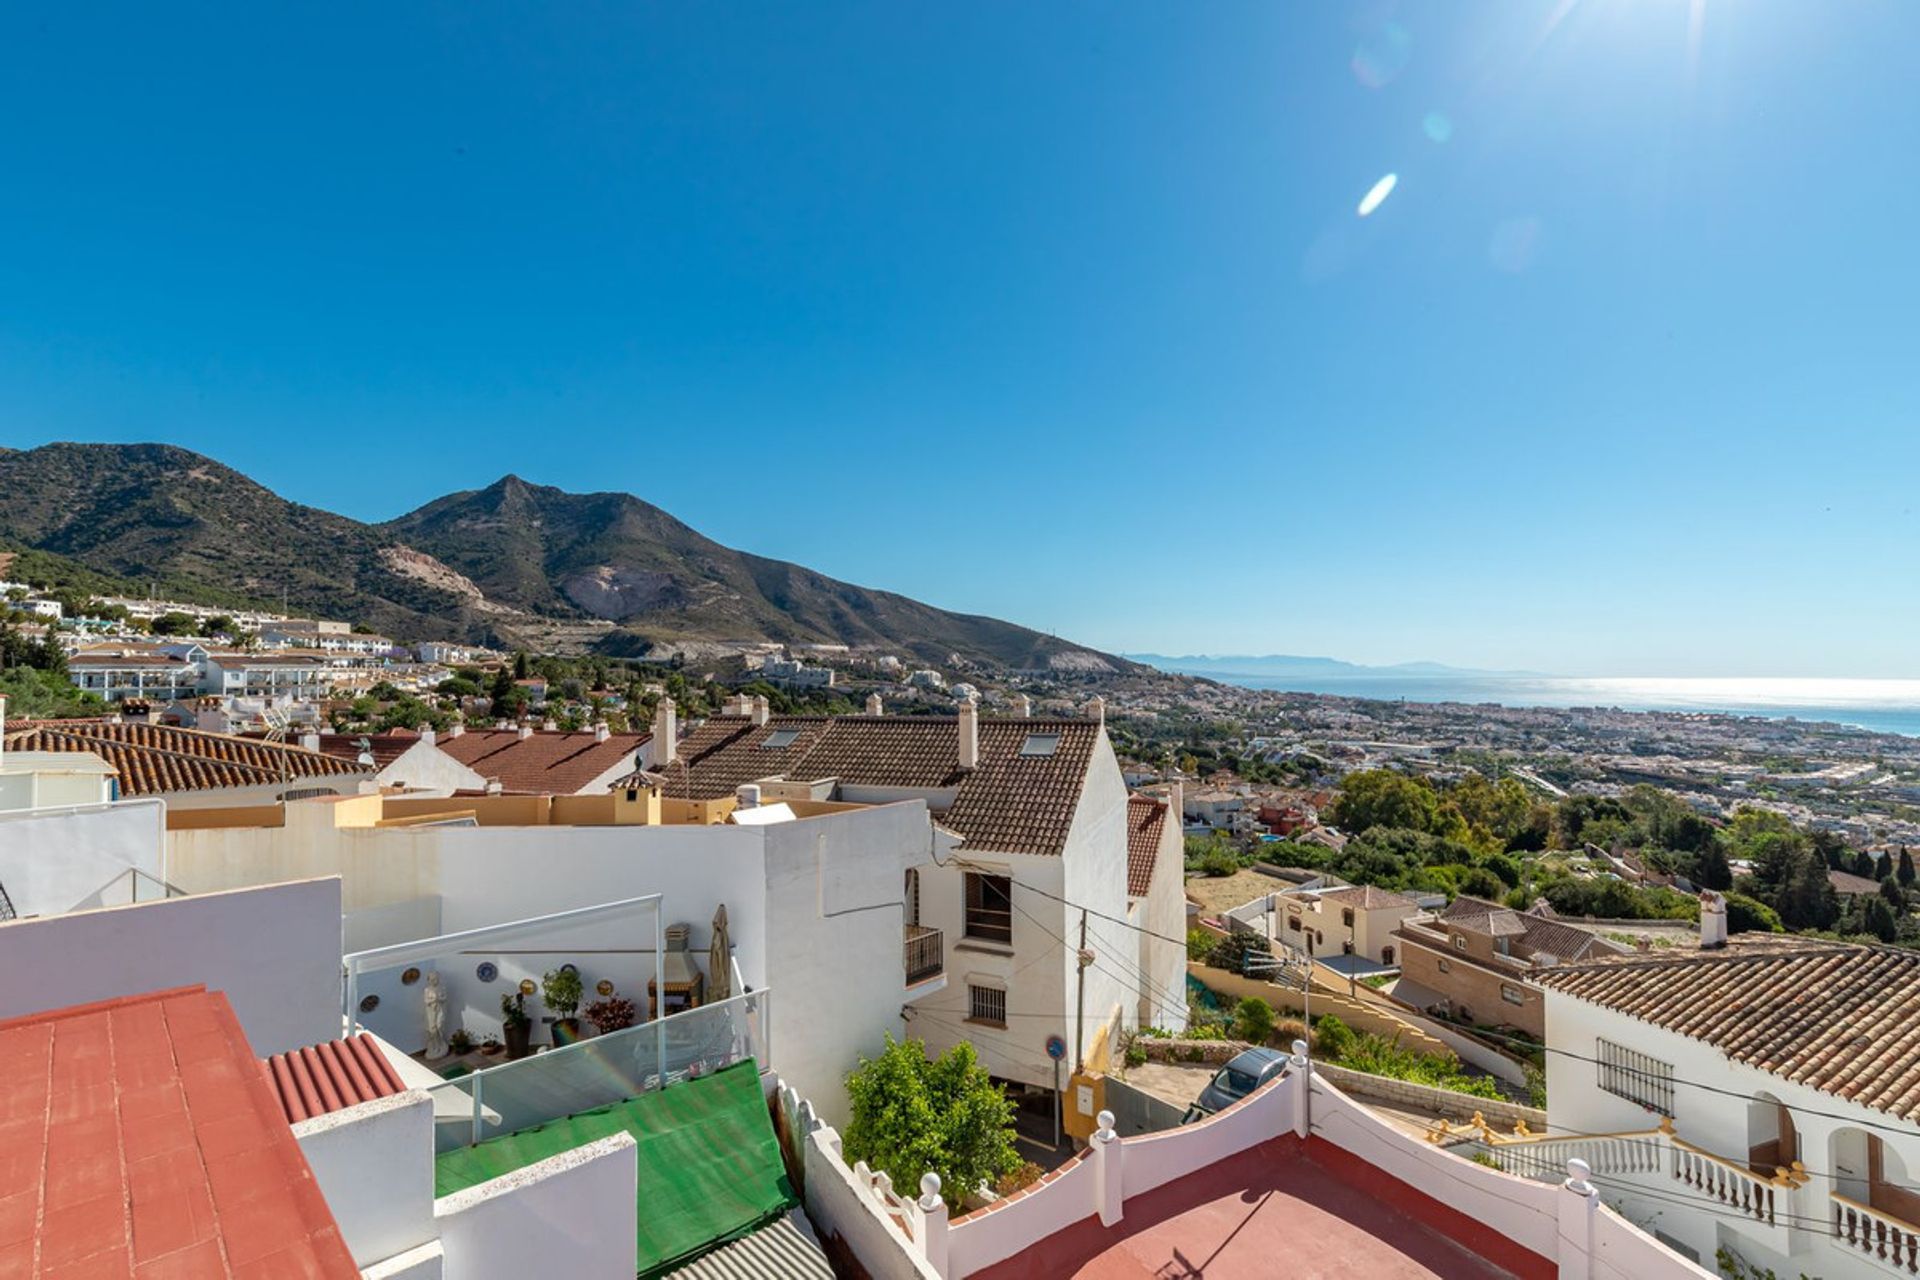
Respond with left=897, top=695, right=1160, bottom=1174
left=1357, top=173, right=1398, bottom=218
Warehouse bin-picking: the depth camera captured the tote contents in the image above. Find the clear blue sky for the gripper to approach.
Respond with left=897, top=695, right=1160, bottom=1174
left=2, top=3, right=1915, bottom=676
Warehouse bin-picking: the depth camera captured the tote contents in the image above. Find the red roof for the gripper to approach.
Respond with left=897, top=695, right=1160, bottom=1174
left=262, top=1034, right=406, bottom=1124
left=0, top=986, right=358, bottom=1279
left=1125, top=794, right=1170, bottom=899
left=438, top=728, right=649, bottom=795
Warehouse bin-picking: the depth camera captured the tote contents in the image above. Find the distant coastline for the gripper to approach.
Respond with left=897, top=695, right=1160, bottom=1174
left=1131, top=659, right=1920, bottom=739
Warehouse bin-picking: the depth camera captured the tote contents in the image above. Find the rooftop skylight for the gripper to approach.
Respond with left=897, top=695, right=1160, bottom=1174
left=1019, top=732, right=1061, bottom=757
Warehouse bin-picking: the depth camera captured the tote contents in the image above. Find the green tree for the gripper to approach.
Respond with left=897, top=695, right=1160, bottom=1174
left=1692, top=841, right=1734, bottom=891
left=149, top=611, right=197, bottom=636
left=1873, top=851, right=1895, bottom=881
left=843, top=1036, right=1018, bottom=1211
left=1881, top=878, right=1907, bottom=915
left=1232, top=997, right=1276, bottom=1045
left=1862, top=897, right=1898, bottom=944
left=1773, top=849, right=1839, bottom=932
left=1330, top=770, right=1440, bottom=836
left=1901, top=849, right=1916, bottom=888
left=1724, top=892, right=1782, bottom=935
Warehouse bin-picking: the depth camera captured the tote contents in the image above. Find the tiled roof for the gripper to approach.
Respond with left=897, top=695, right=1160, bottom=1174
left=438, top=728, right=649, bottom=795
left=1535, top=939, right=1920, bottom=1122
left=262, top=1033, right=406, bottom=1124
left=1125, top=795, right=1169, bottom=899
left=2, top=721, right=371, bottom=798
left=0, top=986, right=358, bottom=1278
left=1318, top=884, right=1417, bottom=911
left=645, top=715, right=1103, bottom=857
left=309, top=731, right=422, bottom=772
left=1439, top=897, right=1619, bottom=962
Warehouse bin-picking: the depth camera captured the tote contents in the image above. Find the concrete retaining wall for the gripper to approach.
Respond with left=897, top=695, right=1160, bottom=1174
left=1311, top=1062, right=1545, bottom=1130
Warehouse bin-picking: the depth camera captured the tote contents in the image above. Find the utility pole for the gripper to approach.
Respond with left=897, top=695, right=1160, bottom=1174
left=1074, top=908, right=1090, bottom=1074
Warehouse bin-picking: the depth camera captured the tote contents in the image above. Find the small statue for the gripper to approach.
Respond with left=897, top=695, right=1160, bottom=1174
left=424, top=970, right=449, bottom=1059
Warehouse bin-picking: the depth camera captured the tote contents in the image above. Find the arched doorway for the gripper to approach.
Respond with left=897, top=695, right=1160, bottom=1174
left=1746, top=1092, right=1798, bottom=1177
left=1833, top=1127, right=1920, bottom=1225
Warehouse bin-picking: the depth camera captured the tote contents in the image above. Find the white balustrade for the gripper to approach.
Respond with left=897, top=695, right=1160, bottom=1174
left=1833, top=1194, right=1920, bottom=1276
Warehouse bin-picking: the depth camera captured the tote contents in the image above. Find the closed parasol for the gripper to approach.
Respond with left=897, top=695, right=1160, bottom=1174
left=708, top=903, right=732, bottom=1002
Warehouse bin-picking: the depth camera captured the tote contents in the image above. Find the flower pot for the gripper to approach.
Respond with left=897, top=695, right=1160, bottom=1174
left=550, top=1017, right=583, bottom=1047
left=504, top=1022, right=532, bottom=1060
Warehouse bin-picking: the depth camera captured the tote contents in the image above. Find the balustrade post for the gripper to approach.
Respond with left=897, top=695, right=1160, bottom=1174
left=1556, top=1158, right=1599, bottom=1280
left=1092, top=1110, right=1124, bottom=1227
left=917, top=1173, right=950, bottom=1277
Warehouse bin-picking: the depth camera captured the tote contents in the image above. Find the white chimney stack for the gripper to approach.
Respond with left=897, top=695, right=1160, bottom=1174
left=447, top=721, right=465, bottom=738
left=958, top=696, right=979, bottom=770
left=736, top=784, right=760, bottom=810
left=1699, top=890, right=1728, bottom=950
left=751, top=695, right=771, bottom=727
left=593, top=721, right=610, bottom=743
left=298, top=731, right=321, bottom=753
left=1086, top=696, right=1105, bottom=727
left=1014, top=694, right=1032, bottom=718
left=518, top=721, right=534, bottom=741
left=419, top=726, right=436, bottom=746
left=541, top=718, right=557, bottom=732
left=866, top=693, right=883, bottom=716
left=651, top=698, right=678, bottom=768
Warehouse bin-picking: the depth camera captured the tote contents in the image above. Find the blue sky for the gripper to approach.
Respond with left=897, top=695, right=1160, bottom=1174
left=1, top=3, right=1915, bottom=676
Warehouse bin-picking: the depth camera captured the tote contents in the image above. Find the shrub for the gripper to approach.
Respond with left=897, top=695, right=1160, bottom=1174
left=1232, top=997, right=1275, bottom=1045
left=1200, top=846, right=1238, bottom=877
left=1313, top=1014, right=1356, bottom=1061
left=993, top=1162, right=1043, bottom=1198
left=585, top=994, right=638, bottom=1035
left=541, top=967, right=584, bottom=1019
left=1186, top=928, right=1216, bottom=962
left=844, top=1036, right=1018, bottom=1211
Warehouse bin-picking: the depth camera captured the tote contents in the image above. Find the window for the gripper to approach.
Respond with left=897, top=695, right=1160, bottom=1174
left=1437, top=958, right=1451, bottom=973
left=1501, top=984, right=1525, bottom=1006
left=1342, top=908, right=1355, bottom=927
left=761, top=728, right=801, bottom=749
left=968, top=985, right=1007, bottom=1027
left=1019, top=733, right=1061, bottom=757
left=904, top=868, right=920, bottom=928
left=1596, top=1038, right=1675, bottom=1115
left=1287, top=917, right=1301, bottom=932
left=1452, top=933, right=1467, bottom=951
left=963, top=873, right=1013, bottom=945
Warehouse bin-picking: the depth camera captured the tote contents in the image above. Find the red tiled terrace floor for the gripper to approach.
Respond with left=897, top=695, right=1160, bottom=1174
left=972, top=1134, right=1550, bottom=1280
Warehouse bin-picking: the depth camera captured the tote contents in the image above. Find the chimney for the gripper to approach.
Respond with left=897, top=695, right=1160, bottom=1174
left=736, top=783, right=760, bottom=810
left=298, top=731, right=321, bottom=753
left=958, top=696, right=979, bottom=770
left=485, top=778, right=503, bottom=795
left=447, top=721, right=465, bottom=738
left=1699, top=890, right=1728, bottom=950
left=1086, top=696, right=1105, bottom=727
left=651, top=698, right=678, bottom=768
left=496, top=718, right=511, bottom=730
left=751, top=695, right=770, bottom=727
left=419, top=726, right=436, bottom=746
left=541, top=718, right=558, bottom=732
left=865, top=693, right=883, bottom=716
left=1014, top=694, right=1032, bottom=718
left=593, top=721, right=610, bottom=743
left=518, top=721, right=534, bottom=741
left=1635, top=934, right=1652, bottom=953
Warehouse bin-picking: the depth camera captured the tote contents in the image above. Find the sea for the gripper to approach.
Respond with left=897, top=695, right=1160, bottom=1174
left=1195, top=674, right=1920, bottom=739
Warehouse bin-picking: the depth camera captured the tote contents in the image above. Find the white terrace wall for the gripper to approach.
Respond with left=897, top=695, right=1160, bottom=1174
left=296, top=1091, right=439, bottom=1271
left=434, top=1132, right=638, bottom=1280
left=0, top=799, right=165, bottom=917
left=0, top=877, right=341, bottom=1055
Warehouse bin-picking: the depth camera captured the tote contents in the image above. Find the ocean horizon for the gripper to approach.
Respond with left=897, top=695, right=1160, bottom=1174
left=1181, top=672, right=1920, bottom=738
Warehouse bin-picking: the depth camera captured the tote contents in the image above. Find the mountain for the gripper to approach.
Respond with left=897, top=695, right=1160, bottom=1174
left=1126, top=654, right=1537, bottom=680
left=0, top=442, right=1122, bottom=670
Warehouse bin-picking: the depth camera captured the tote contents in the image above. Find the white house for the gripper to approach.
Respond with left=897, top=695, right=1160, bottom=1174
left=1459, top=893, right=1920, bottom=1278
left=642, top=696, right=1187, bottom=1135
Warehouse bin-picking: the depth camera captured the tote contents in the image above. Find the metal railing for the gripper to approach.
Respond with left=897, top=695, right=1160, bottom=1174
left=962, top=907, right=1012, bottom=946
left=425, top=987, right=770, bottom=1153
left=905, top=925, right=944, bottom=984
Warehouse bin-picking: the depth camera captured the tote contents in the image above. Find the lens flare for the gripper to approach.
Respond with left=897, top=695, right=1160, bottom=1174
left=1356, top=173, right=1398, bottom=218
left=1422, top=111, right=1453, bottom=144
left=1351, top=23, right=1413, bottom=90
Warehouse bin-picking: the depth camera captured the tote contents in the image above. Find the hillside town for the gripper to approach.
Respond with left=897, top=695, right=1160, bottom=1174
left=1, top=583, right=1916, bottom=1279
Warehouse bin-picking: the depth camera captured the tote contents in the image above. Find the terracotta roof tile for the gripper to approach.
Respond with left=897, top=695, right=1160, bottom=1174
left=1125, top=795, right=1169, bottom=899
left=645, top=715, right=1102, bottom=856
left=261, top=1034, right=405, bottom=1124
left=0, top=986, right=358, bottom=1278
left=437, top=729, right=649, bottom=795
left=1439, top=896, right=1618, bottom=961
left=1, top=721, right=370, bottom=798
left=1535, top=939, right=1920, bottom=1122
left=1317, top=884, right=1416, bottom=911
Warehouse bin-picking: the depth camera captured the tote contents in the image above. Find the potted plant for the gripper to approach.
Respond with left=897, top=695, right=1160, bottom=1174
left=542, top=967, right=585, bottom=1045
left=448, top=1029, right=475, bottom=1056
left=479, top=1035, right=502, bottom=1057
left=499, top=992, right=532, bottom=1060
left=585, top=992, right=637, bottom=1037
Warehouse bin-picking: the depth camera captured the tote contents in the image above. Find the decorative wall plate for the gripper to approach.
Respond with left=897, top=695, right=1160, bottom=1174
left=476, top=962, right=499, bottom=983
left=401, top=967, right=421, bottom=986
left=519, top=978, right=537, bottom=996
left=358, top=994, right=380, bottom=1014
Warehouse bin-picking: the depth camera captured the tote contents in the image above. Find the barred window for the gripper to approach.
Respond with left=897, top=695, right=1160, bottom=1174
left=968, top=985, right=1007, bottom=1027
left=1596, top=1038, right=1674, bottom=1115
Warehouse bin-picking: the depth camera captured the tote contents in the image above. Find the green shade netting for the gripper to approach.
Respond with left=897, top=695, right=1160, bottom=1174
left=434, top=1060, right=796, bottom=1277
